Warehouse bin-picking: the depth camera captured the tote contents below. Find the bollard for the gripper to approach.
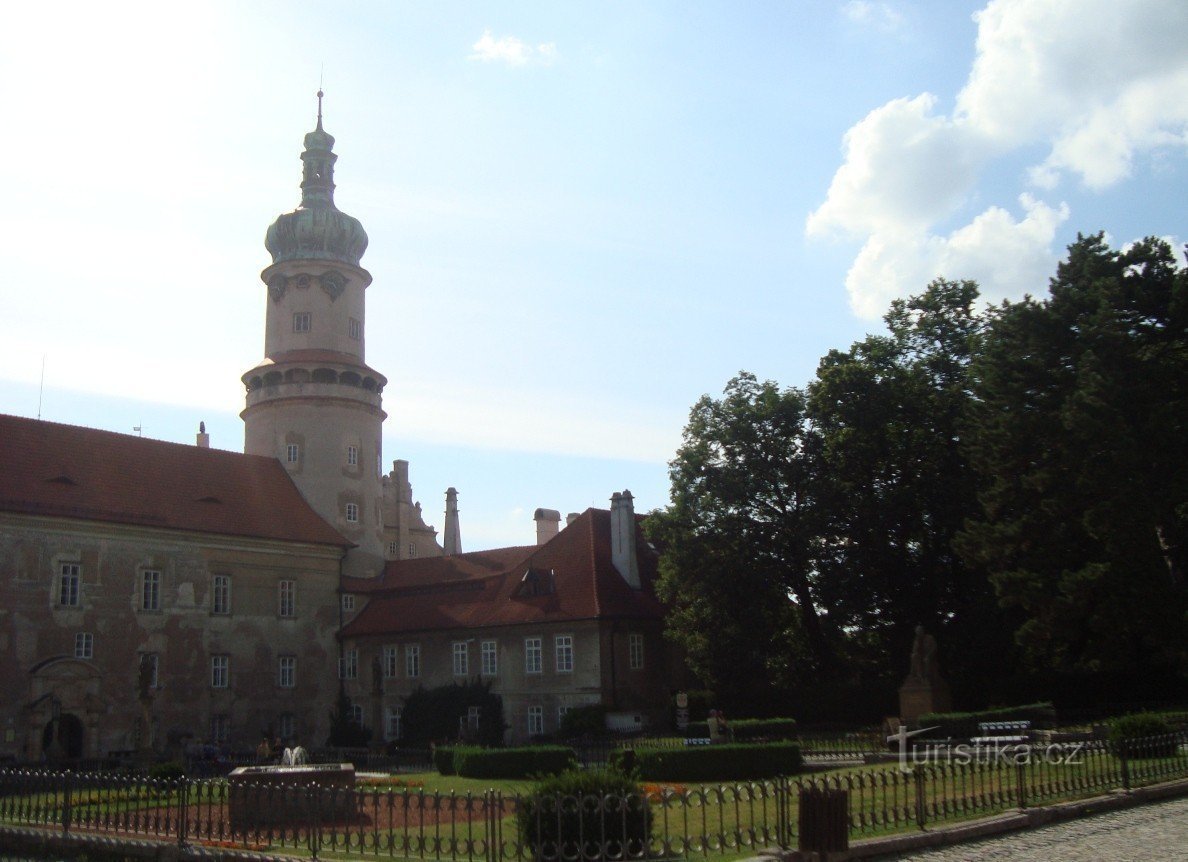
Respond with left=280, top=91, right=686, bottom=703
left=798, top=786, right=848, bottom=854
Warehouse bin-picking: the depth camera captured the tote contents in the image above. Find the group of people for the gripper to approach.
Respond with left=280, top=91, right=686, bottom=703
left=255, top=736, right=308, bottom=766
left=707, top=709, right=731, bottom=744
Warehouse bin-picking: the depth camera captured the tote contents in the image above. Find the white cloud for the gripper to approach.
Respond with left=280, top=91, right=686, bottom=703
left=842, top=1, right=904, bottom=31
left=810, top=0, right=1188, bottom=318
left=469, top=30, right=558, bottom=67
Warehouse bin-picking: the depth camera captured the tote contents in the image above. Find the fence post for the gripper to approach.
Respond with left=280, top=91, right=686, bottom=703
left=61, top=771, right=73, bottom=836
left=913, top=768, right=926, bottom=831
left=177, top=778, right=189, bottom=848
left=1015, top=762, right=1027, bottom=810
left=1120, top=742, right=1131, bottom=792
left=309, top=785, right=321, bottom=860
left=777, top=777, right=792, bottom=850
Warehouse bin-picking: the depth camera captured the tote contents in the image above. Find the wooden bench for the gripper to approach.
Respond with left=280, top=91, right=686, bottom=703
left=971, top=720, right=1031, bottom=746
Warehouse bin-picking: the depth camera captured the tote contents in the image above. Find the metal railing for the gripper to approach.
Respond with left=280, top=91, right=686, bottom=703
left=1, top=732, right=1185, bottom=860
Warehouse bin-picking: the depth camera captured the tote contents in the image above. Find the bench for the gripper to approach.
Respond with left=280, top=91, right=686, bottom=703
left=971, top=720, right=1031, bottom=746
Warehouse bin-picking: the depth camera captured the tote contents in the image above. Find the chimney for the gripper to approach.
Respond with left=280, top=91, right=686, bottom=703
left=610, top=490, right=640, bottom=589
left=443, top=487, right=461, bottom=556
left=196, top=421, right=210, bottom=448
left=566, top=512, right=580, bottom=527
left=533, top=508, right=561, bottom=545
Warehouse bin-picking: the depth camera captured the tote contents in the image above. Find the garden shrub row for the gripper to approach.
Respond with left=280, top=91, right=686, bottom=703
left=918, top=702, right=1056, bottom=738
left=437, top=745, right=577, bottom=778
left=612, top=742, right=802, bottom=781
left=729, top=718, right=798, bottom=741
left=1108, top=713, right=1178, bottom=756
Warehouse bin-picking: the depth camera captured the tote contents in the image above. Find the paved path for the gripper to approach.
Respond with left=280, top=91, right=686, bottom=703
left=883, top=795, right=1188, bottom=860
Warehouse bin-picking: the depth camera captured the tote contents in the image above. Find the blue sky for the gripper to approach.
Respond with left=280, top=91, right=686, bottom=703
left=1, top=1, right=1185, bottom=548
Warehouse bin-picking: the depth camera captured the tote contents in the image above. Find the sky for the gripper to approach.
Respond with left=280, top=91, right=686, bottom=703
left=1, top=0, right=1186, bottom=549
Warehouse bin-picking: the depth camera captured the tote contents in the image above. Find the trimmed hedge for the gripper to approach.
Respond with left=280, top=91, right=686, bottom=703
left=730, top=718, right=798, bottom=741
left=518, top=769, right=651, bottom=856
left=434, top=746, right=457, bottom=775
left=612, top=742, right=802, bottom=781
left=918, top=702, right=1056, bottom=738
left=452, top=745, right=577, bottom=779
left=1109, top=713, right=1177, bottom=758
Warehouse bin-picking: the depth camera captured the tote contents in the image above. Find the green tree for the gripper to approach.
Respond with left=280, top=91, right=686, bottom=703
left=806, top=280, right=1000, bottom=682
left=647, top=373, right=830, bottom=712
left=959, top=234, right=1188, bottom=673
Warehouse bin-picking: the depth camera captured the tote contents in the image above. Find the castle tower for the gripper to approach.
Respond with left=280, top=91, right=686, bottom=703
left=242, top=92, right=386, bottom=576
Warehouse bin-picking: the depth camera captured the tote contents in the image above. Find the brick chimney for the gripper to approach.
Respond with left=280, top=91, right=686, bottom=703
left=610, top=490, right=640, bottom=589
left=534, top=508, right=561, bottom=545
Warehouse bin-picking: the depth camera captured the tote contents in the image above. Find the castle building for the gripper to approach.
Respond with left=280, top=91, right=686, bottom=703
left=0, top=96, right=677, bottom=761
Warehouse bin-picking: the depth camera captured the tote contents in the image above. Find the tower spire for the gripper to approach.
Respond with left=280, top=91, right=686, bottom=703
left=316, top=88, right=324, bottom=130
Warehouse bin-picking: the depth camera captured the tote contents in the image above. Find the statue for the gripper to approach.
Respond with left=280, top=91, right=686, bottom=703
left=898, top=625, right=951, bottom=725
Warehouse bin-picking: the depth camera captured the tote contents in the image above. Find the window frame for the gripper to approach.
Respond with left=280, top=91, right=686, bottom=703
left=347, top=444, right=358, bottom=467
left=58, top=563, right=81, bottom=607
left=382, top=645, right=398, bottom=679
left=293, top=311, right=311, bottom=333
left=286, top=443, right=300, bottom=464
left=527, top=705, right=544, bottom=737
left=211, top=654, right=229, bottom=689
left=452, top=641, right=469, bottom=676
left=345, top=502, right=359, bottom=523
left=555, top=634, right=574, bottom=673
left=340, top=648, right=359, bottom=680
left=278, top=655, right=296, bottom=689
left=349, top=317, right=362, bottom=340
left=278, top=579, right=296, bottom=618
left=629, top=633, right=645, bottom=670
left=524, top=637, right=542, bottom=675
left=405, top=644, right=421, bottom=678
left=140, top=569, right=161, bottom=612
left=74, top=632, right=93, bottom=659
left=212, top=575, right=231, bottom=615
left=481, top=640, right=498, bottom=676
left=385, top=705, right=403, bottom=741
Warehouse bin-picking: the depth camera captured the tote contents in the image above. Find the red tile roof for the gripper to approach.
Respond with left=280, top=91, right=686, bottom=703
left=339, top=509, right=665, bottom=637
left=0, top=414, right=349, bottom=547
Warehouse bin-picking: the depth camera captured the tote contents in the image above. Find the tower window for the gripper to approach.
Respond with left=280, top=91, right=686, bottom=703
left=345, top=503, right=359, bottom=523
left=74, top=632, right=93, bottom=659
left=278, top=579, right=296, bottom=618
left=349, top=318, right=361, bottom=340
left=58, top=563, right=81, bottom=607
left=278, top=655, right=296, bottom=688
left=141, top=569, right=161, bottom=611
left=211, top=654, right=229, bottom=688
left=212, top=575, right=231, bottom=615
left=286, top=444, right=299, bottom=464
left=293, top=312, right=311, bottom=333
left=347, top=445, right=358, bottom=466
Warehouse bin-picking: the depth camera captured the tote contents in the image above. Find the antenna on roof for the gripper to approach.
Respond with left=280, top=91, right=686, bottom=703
left=37, top=354, right=46, bottom=420
left=133, top=423, right=142, bottom=437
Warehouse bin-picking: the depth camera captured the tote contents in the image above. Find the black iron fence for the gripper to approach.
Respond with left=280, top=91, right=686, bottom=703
left=2, top=732, right=1186, bottom=860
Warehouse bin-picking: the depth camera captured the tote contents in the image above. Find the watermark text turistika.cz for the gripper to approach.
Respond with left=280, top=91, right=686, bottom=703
left=887, top=726, right=1086, bottom=770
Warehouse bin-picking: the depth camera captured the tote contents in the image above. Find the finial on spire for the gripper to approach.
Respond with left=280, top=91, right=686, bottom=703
left=316, top=88, right=324, bottom=130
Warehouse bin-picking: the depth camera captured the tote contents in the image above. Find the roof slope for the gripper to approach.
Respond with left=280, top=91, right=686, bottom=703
left=0, top=413, right=348, bottom=547
left=340, top=508, right=664, bottom=637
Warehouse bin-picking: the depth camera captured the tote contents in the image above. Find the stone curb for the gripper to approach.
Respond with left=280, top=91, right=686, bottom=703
left=755, top=776, right=1188, bottom=861
left=0, top=825, right=289, bottom=862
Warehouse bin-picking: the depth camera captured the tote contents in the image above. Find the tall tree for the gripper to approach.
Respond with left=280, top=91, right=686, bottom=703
left=648, top=373, right=830, bottom=712
left=807, top=279, right=998, bottom=680
left=959, top=234, right=1188, bottom=673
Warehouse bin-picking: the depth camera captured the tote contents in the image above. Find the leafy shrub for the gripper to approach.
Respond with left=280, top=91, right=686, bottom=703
left=1109, top=713, right=1177, bottom=757
left=611, top=742, right=802, bottom=781
left=559, top=704, right=607, bottom=738
left=454, top=745, right=576, bottom=779
left=730, top=718, right=798, bottom=741
left=918, top=702, right=1056, bottom=738
left=402, top=680, right=507, bottom=748
left=518, top=768, right=651, bottom=859
left=434, top=746, right=457, bottom=775
left=148, top=761, right=185, bottom=781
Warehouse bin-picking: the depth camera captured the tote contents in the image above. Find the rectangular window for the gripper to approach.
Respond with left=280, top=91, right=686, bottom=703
left=555, top=634, right=574, bottom=673
left=558, top=705, right=571, bottom=728
left=405, top=644, right=421, bottom=678
left=452, top=641, right=469, bottom=676
left=408, top=544, right=417, bottom=558
left=345, top=503, right=359, bottom=523
left=211, top=654, right=229, bottom=688
left=386, top=706, right=403, bottom=741
left=349, top=317, right=362, bottom=340
left=278, top=579, right=296, bottom=618
left=211, top=714, right=230, bottom=743
left=293, top=312, right=311, bottom=333
left=382, top=645, right=398, bottom=678
left=286, top=444, right=300, bottom=463
left=340, top=648, right=358, bottom=680
left=349, top=703, right=364, bottom=727
left=341, top=594, right=355, bottom=612
left=279, top=713, right=295, bottom=740
left=212, top=575, right=231, bottom=615
left=387, top=542, right=398, bottom=556
left=141, top=569, right=161, bottom=611
left=347, top=444, right=358, bottom=466
left=629, top=633, right=644, bottom=670
left=527, top=706, right=543, bottom=737
left=278, top=655, right=296, bottom=688
left=481, top=640, right=497, bottom=676
left=468, top=706, right=481, bottom=730
left=74, top=632, right=93, bottom=659
left=140, top=653, right=159, bottom=689
left=525, top=637, right=542, bottom=674
left=59, top=563, right=81, bottom=607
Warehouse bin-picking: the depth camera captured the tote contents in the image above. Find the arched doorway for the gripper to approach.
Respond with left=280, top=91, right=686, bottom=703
left=42, top=713, right=85, bottom=760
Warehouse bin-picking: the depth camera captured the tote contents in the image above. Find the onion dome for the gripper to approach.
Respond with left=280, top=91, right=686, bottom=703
left=265, top=91, right=369, bottom=267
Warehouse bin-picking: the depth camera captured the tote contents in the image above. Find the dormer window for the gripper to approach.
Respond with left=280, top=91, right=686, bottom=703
left=517, top=568, right=555, bottom=597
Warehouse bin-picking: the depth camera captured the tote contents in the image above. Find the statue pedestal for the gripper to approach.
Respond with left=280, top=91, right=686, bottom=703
left=898, top=676, right=951, bottom=726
